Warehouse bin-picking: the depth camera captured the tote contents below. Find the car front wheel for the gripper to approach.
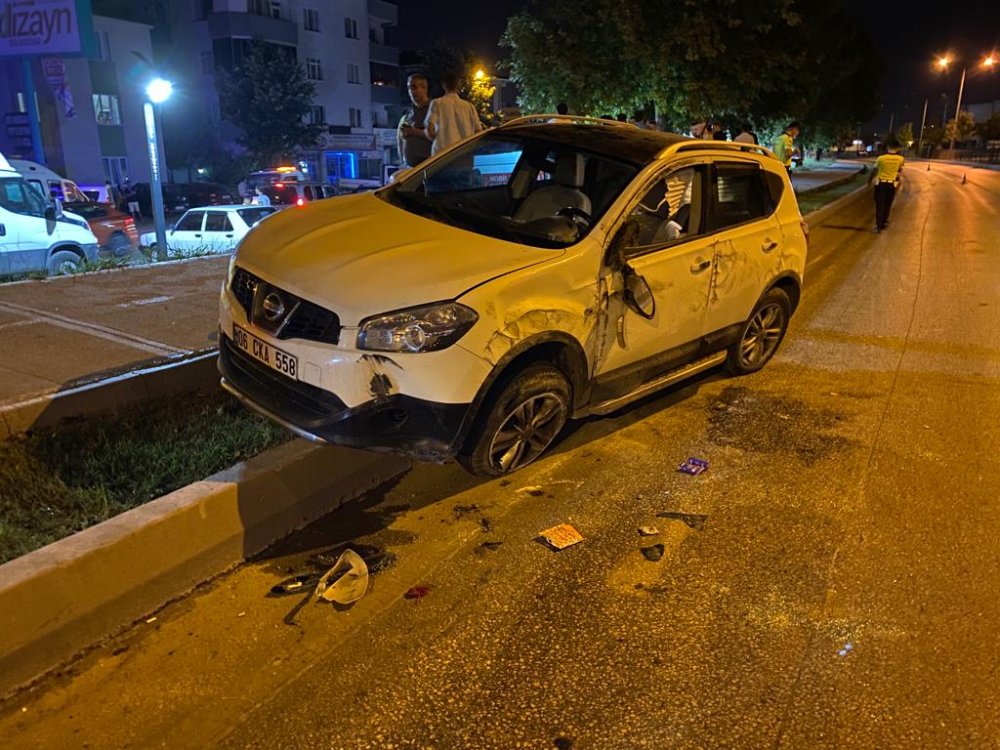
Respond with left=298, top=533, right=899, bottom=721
left=458, top=364, right=571, bottom=477
left=47, top=249, right=83, bottom=276
left=726, top=287, right=791, bottom=375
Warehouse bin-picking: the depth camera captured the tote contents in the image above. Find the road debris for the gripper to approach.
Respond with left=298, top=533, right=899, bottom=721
left=517, top=486, right=546, bottom=496
left=641, top=544, right=665, bottom=562
left=638, top=526, right=660, bottom=537
left=453, top=504, right=480, bottom=518
left=270, top=574, right=319, bottom=596
left=144, top=617, right=157, bottom=624
left=657, top=511, right=708, bottom=530
left=475, top=541, right=504, bottom=555
left=405, top=585, right=431, bottom=601
left=538, top=523, right=584, bottom=551
left=838, top=642, right=854, bottom=657
left=678, top=457, right=709, bottom=475
left=270, top=544, right=395, bottom=598
left=316, top=548, right=369, bottom=605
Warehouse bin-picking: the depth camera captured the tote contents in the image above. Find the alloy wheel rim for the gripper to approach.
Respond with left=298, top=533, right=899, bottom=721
left=740, top=303, right=785, bottom=367
left=488, top=392, right=567, bottom=473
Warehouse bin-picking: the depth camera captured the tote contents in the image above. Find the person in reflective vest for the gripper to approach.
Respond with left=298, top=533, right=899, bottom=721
left=870, top=139, right=904, bottom=233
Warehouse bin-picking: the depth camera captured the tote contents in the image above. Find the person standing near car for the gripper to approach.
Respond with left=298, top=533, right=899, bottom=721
left=125, top=182, right=142, bottom=220
left=869, top=138, right=904, bottom=233
left=424, top=70, right=483, bottom=156
left=253, top=187, right=271, bottom=207
left=398, top=73, right=432, bottom=169
left=773, top=121, right=800, bottom=172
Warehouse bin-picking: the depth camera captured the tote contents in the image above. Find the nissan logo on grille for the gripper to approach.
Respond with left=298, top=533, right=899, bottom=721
left=262, top=292, right=286, bottom=322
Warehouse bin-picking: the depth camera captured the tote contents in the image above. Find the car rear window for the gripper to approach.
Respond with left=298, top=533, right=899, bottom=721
left=238, top=207, right=276, bottom=225
left=262, top=185, right=297, bottom=205
left=205, top=212, right=233, bottom=231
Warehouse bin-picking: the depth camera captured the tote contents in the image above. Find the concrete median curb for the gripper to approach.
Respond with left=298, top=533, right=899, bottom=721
left=0, top=440, right=412, bottom=698
left=801, top=178, right=870, bottom=228
left=0, top=350, right=219, bottom=440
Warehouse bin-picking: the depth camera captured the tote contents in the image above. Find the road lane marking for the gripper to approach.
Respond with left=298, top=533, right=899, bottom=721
left=117, top=295, right=174, bottom=308
left=0, top=301, right=188, bottom=356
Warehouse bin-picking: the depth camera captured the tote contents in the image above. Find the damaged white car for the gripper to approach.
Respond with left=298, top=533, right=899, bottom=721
left=218, top=116, right=808, bottom=476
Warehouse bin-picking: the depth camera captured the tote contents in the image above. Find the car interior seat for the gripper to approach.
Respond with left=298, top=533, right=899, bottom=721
left=513, top=153, right=592, bottom=222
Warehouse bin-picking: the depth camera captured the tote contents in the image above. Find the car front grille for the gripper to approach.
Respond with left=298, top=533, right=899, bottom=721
left=230, top=267, right=341, bottom=346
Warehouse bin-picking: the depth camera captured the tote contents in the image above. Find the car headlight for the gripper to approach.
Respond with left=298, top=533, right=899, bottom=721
left=358, top=302, right=478, bottom=353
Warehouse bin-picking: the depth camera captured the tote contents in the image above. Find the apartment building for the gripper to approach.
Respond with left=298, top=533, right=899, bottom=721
left=0, top=15, right=161, bottom=191
left=164, top=0, right=400, bottom=184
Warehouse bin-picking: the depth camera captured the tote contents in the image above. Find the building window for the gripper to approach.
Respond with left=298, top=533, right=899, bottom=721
left=93, top=30, right=112, bottom=61
left=307, top=105, right=325, bottom=125
left=248, top=0, right=281, bottom=19
left=102, top=157, right=129, bottom=186
left=93, top=94, right=122, bottom=125
left=371, top=109, right=380, bottom=127
left=306, top=58, right=323, bottom=80
left=344, top=17, right=358, bottom=39
left=201, top=51, right=214, bottom=74
left=347, top=63, right=360, bottom=84
left=194, top=0, right=213, bottom=21
left=349, top=107, right=362, bottom=128
left=303, top=8, right=320, bottom=31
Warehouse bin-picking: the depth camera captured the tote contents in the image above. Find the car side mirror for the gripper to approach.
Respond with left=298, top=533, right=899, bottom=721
left=623, top=266, right=655, bottom=320
left=606, top=218, right=640, bottom=272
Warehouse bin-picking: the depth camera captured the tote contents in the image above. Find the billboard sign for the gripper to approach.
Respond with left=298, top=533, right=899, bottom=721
left=0, top=0, right=94, bottom=58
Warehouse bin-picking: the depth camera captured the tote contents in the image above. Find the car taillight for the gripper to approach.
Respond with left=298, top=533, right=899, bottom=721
left=296, top=197, right=305, bottom=206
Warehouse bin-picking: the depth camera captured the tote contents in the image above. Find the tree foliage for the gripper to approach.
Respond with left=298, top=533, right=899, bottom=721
left=216, top=38, right=324, bottom=164
left=501, top=0, right=881, bottom=142
left=944, top=111, right=976, bottom=143
left=895, top=122, right=914, bottom=148
left=974, top=113, right=1000, bottom=142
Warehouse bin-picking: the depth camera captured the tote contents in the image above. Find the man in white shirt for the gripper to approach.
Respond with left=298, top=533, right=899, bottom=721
left=425, top=71, right=483, bottom=155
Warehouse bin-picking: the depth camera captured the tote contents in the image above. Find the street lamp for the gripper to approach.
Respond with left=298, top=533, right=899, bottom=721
left=936, top=54, right=994, bottom=153
left=143, top=77, right=172, bottom=257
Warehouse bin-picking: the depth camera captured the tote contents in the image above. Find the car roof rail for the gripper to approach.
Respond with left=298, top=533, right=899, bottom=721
left=660, top=140, right=777, bottom=160
left=496, top=114, right=636, bottom=130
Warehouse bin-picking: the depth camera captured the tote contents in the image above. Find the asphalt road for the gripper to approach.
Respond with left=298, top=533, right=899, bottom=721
left=1, top=161, right=997, bottom=749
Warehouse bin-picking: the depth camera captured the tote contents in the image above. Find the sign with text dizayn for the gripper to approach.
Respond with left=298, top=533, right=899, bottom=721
left=0, top=0, right=94, bottom=58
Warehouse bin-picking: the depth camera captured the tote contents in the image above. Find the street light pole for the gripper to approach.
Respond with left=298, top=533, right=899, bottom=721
left=143, top=78, right=172, bottom=259
left=948, top=65, right=967, bottom=152
left=917, top=98, right=928, bottom=156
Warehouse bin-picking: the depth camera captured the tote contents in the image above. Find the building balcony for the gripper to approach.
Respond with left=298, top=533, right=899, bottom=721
left=370, top=42, right=398, bottom=65
left=368, top=0, right=398, bottom=25
left=207, top=11, right=298, bottom=46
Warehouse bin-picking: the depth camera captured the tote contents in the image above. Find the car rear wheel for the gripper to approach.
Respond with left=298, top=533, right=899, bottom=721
left=726, top=287, right=791, bottom=375
left=457, top=364, right=571, bottom=477
left=46, top=249, right=83, bottom=276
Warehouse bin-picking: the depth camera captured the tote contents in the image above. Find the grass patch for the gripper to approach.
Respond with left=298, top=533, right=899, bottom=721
left=797, top=171, right=869, bottom=216
left=0, top=390, right=292, bottom=564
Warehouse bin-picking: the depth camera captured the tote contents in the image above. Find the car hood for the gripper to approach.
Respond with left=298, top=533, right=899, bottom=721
left=234, top=192, right=562, bottom=326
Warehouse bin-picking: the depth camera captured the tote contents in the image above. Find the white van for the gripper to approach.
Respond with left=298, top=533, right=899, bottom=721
left=9, top=159, right=91, bottom=204
left=0, top=153, right=100, bottom=276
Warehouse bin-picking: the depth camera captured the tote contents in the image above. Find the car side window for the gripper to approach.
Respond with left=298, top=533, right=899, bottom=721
left=624, top=165, right=705, bottom=255
left=303, top=186, right=314, bottom=201
left=205, top=212, right=233, bottom=232
left=175, top=211, right=205, bottom=231
left=710, top=163, right=769, bottom=231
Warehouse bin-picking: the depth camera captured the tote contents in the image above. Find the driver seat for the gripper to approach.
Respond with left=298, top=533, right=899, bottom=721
left=513, top=153, right=591, bottom=222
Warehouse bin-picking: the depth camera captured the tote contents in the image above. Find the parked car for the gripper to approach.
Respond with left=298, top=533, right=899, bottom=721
left=128, top=181, right=237, bottom=218
left=261, top=181, right=341, bottom=207
left=140, top=204, right=277, bottom=253
left=61, top=201, right=137, bottom=257
left=219, top=115, right=808, bottom=476
left=9, top=159, right=90, bottom=203
left=1, top=152, right=99, bottom=276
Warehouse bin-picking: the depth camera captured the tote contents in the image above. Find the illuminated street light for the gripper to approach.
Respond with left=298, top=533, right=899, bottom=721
left=936, top=54, right=995, bottom=153
left=474, top=68, right=486, bottom=80
left=143, top=78, right=173, bottom=256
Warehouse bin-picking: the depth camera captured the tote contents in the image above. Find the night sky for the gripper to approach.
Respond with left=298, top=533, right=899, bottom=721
left=393, top=0, right=999, bottom=137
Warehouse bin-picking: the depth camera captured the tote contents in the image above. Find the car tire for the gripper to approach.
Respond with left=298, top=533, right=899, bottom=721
left=457, top=364, right=571, bottom=477
left=108, top=232, right=131, bottom=257
left=725, top=287, right=791, bottom=375
left=46, top=249, right=83, bottom=276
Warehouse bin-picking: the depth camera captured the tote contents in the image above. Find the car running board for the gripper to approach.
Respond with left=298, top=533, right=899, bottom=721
left=586, top=351, right=727, bottom=416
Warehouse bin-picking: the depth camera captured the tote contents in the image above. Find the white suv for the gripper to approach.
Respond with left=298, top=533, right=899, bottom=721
left=219, top=116, right=808, bottom=476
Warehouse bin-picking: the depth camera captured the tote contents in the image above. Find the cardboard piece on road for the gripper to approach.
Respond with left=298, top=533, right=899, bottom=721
left=677, top=457, right=709, bottom=475
left=538, top=523, right=584, bottom=551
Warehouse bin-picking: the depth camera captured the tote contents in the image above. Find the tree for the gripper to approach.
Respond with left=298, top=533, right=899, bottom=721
left=895, top=122, right=914, bottom=149
left=469, top=69, right=498, bottom=124
left=975, top=113, right=1000, bottom=142
left=216, top=38, right=324, bottom=165
left=944, top=111, right=976, bottom=145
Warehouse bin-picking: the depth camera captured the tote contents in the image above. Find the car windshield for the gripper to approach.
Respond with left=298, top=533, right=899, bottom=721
left=379, top=131, right=640, bottom=249
left=237, top=207, right=277, bottom=225
left=0, top=176, right=49, bottom=217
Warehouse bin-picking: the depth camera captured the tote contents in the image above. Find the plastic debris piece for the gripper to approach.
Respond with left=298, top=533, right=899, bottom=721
left=145, top=617, right=157, bottom=624
left=678, top=457, right=709, bottom=475
left=638, top=526, right=660, bottom=537
left=270, top=574, right=321, bottom=596
left=405, top=585, right=431, bottom=601
left=641, top=544, right=665, bottom=562
left=538, top=524, right=584, bottom=550
left=657, top=511, right=708, bottom=530
left=316, top=549, right=369, bottom=605
left=517, top=486, right=546, bottom=496
left=311, top=544, right=396, bottom=575
left=838, top=642, right=854, bottom=657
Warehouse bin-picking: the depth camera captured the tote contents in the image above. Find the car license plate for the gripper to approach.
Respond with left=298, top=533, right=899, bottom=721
left=231, top=324, right=298, bottom=380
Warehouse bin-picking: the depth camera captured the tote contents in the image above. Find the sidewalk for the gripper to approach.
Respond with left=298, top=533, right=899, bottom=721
left=0, top=163, right=861, bottom=415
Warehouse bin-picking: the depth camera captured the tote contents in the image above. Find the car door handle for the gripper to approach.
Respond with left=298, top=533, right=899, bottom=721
left=762, top=239, right=778, bottom=253
left=225, top=234, right=233, bottom=238
left=194, top=233, right=202, bottom=237
left=690, top=258, right=712, bottom=273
